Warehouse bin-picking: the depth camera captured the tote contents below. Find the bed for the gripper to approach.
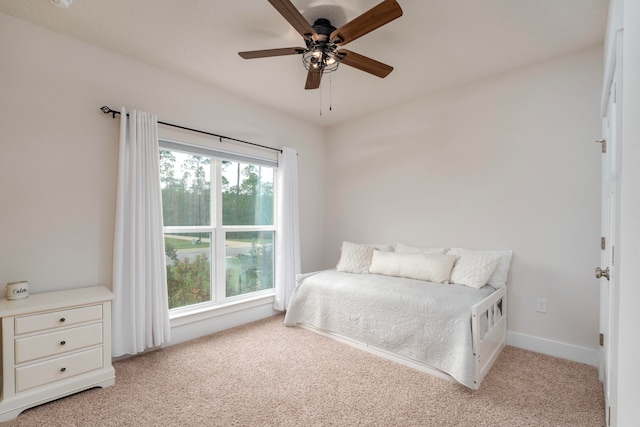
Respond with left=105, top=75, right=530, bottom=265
left=283, top=242, right=512, bottom=390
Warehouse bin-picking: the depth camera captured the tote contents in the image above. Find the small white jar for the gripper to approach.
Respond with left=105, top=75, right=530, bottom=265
left=6, top=281, right=29, bottom=300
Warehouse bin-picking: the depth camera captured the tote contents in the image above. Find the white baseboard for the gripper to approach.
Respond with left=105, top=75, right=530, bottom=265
left=506, top=331, right=599, bottom=367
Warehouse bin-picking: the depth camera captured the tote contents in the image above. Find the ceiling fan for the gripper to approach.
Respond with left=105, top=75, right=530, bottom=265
left=238, top=0, right=403, bottom=90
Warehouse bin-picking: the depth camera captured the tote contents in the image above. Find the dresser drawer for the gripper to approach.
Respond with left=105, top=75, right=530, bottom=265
left=15, top=323, right=103, bottom=364
left=15, top=347, right=103, bottom=393
left=14, top=304, right=103, bottom=335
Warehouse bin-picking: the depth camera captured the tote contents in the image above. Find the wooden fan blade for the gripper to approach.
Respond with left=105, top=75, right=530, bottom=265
left=238, top=47, right=305, bottom=59
left=330, top=0, right=403, bottom=46
left=338, top=49, right=393, bottom=78
left=305, top=69, right=323, bottom=90
left=268, top=0, right=316, bottom=39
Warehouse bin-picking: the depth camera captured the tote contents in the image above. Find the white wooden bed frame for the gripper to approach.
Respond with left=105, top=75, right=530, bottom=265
left=297, top=286, right=507, bottom=390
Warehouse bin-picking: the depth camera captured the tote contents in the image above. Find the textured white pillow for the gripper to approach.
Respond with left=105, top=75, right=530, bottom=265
left=448, top=250, right=501, bottom=289
left=447, top=248, right=513, bottom=288
left=369, top=250, right=456, bottom=283
left=336, top=242, right=375, bottom=274
left=395, top=242, right=447, bottom=255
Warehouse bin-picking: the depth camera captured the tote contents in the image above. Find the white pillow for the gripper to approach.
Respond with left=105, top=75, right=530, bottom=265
left=447, top=248, right=513, bottom=288
left=369, top=250, right=456, bottom=283
left=487, top=250, right=513, bottom=287
left=336, top=242, right=375, bottom=274
left=372, top=243, right=394, bottom=252
left=395, top=242, right=447, bottom=255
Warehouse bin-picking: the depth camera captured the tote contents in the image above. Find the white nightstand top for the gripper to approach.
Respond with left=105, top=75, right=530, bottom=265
left=0, top=286, right=113, bottom=317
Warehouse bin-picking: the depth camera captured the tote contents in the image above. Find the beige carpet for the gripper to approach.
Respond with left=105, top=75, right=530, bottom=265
left=6, top=315, right=604, bottom=426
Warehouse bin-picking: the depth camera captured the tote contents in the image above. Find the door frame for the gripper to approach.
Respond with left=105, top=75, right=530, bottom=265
left=599, top=27, right=622, bottom=427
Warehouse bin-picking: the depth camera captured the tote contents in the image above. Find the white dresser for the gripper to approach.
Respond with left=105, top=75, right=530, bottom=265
left=0, top=286, right=115, bottom=421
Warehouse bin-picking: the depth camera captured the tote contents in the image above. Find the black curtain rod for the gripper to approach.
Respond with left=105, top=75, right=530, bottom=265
left=100, top=106, right=282, bottom=153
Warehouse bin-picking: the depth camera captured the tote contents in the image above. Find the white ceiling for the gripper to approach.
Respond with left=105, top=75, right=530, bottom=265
left=0, top=0, right=608, bottom=128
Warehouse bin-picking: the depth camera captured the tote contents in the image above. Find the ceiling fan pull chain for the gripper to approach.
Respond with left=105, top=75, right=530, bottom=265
left=329, top=73, right=333, bottom=112
left=319, top=83, right=322, bottom=116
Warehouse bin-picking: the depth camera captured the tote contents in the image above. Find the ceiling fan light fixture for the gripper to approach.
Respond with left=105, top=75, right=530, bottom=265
left=302, top=45, right=339, bottom=73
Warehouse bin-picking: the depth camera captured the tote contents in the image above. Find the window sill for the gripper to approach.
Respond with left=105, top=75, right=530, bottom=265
left=169, top=291, right=276, bottom=329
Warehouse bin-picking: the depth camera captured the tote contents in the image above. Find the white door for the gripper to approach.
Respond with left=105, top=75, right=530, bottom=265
left=599, top=60, right=621, bottom=427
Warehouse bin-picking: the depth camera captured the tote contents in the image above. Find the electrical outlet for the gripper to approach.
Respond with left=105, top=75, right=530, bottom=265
left=536, top=298, right=547, bottom=313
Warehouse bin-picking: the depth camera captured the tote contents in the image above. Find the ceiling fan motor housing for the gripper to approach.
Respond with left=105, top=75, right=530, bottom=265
left=311, top=18, right=336, bottom=42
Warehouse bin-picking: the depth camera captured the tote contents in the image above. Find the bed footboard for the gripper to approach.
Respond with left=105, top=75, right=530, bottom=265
left=471, top=286, right=507, bottom=389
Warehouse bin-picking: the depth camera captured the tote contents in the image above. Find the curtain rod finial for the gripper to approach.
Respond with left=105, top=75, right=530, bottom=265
left=100, top=106, right=117, bottom=118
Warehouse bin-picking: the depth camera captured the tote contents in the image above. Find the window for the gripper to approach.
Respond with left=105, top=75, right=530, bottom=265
left=159, top=141, right=276, bottom=311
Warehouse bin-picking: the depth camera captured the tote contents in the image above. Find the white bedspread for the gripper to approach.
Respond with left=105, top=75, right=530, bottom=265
left=283, top=269, right=496, bottom=388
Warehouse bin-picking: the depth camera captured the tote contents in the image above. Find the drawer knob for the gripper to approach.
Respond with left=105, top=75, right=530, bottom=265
left=60, top=340, right=66, bottom=346
left=59, top=317, right=66, bottom=323
left=60, top=367, right=66, bottom=372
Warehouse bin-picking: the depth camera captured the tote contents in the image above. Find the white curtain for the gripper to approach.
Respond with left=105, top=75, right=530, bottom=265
left=274, top=147, right=301, bottom=311
left=112, top=107, right=171, bottom=357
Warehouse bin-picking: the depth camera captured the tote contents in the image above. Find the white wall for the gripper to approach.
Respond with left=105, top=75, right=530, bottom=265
left=325, top=47, right=603, bottom=361
left=0, top=13, right=325, bottom=297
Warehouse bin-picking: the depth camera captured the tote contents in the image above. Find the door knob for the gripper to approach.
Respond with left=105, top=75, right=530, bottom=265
left=595, top=267, right=610, bottom=280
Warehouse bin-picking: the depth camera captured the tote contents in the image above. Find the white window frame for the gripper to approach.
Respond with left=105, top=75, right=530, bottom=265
left=159, top=137, right=277, bottom=317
